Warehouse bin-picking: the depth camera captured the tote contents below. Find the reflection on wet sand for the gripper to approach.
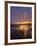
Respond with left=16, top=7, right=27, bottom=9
left=10, top=22, right=32, bottom=39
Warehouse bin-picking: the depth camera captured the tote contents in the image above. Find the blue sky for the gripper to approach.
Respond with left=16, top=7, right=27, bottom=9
left=10, top=6, right=32, bottom=24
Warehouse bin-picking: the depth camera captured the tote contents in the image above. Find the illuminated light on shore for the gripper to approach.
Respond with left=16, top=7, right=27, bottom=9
left=20, top=25, right=24, bottom=30
left=19, top=25, right=30, bottom=31
left=24, top=25, right=30, bottom=30
left=15, top=22, right=32, bottom=31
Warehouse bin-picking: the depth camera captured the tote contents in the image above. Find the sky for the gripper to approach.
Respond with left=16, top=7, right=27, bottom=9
left=10, top=6, right=32, bottom=24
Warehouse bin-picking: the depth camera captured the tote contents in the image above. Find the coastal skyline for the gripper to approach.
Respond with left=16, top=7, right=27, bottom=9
left=10, top=6, right=32, bottom=24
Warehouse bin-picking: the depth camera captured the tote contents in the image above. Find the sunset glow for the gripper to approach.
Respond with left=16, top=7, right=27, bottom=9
left=16, top=22, right=32, bottom=24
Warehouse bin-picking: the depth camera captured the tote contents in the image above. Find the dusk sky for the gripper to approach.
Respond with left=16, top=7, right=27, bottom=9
left=10, top=6, right=32, bottom=24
